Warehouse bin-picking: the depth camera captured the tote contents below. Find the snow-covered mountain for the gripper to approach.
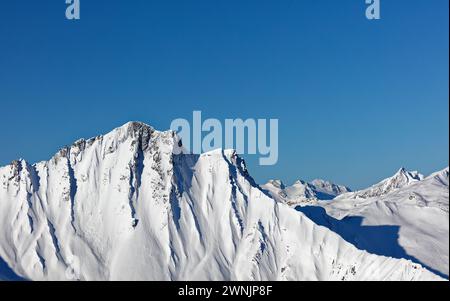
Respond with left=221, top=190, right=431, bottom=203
left=305, top=167, right=449, bottom=278
left=0, top=122, right=444, bottom=281
left=261, top=178, right=350, bottom=206
left=311, top=179, right=351, bottom=199
left=335, top=168, right=424, bottom=200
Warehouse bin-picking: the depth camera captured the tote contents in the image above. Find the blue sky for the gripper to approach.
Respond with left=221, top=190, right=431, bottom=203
left=0, top=0, right=448, bottom=189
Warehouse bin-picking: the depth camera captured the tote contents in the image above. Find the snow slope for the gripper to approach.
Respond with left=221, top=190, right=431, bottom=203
left=304, top=168, right=449, bottom=278
left=0, top=122, right=444, bottom=280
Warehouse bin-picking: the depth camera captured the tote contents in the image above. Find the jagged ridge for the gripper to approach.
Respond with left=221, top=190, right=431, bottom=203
left=0, top=122, right=444, bottom=281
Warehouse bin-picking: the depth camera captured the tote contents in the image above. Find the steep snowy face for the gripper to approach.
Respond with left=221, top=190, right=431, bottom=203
left=0, top=122, right=443, bottom=281
left=0, top=122, right=181, bottom=280
left=262, top=179, right=350, bottom=206
left=336, top=168, right=424, bottom=200
left=316, top=167, right=449, bottom=278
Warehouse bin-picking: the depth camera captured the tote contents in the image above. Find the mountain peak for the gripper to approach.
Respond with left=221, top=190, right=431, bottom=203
left=121, top=121, right=154, bottom=132
left=267, top=179, right=285, bottom=189
left=392, top=167, right=423, bottom=182
left=396, top=167, right=407, bottom=174
left=293, top=179, right=307, bottom=185
left=262, top=177, right=351, bottom=205
left=337, top=168, right=425, bottom=200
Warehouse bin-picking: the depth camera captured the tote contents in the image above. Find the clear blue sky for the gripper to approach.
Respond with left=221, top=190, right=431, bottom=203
left=0, top=0, right=448, bottom=189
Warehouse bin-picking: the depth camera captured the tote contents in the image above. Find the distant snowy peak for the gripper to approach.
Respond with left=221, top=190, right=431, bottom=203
left=266, top=179, right=285, bottom=189
left=337, top=168, right=425, bottom=200
left=262, top=178, right=351, bottom=206
left=310, top=179, right=351, bottom=198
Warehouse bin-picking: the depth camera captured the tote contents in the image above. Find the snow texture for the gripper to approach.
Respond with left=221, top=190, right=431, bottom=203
left=0, top=122, right=446, bottom=280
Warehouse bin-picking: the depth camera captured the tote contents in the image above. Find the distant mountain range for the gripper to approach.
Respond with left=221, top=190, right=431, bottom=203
left=262, top=178, right=351, bottom=205
left=0, top=122, right=447, bottom=280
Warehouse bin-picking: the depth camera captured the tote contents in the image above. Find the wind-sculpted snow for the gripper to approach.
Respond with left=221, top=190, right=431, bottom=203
left=0, top=122, right=444, bottom=280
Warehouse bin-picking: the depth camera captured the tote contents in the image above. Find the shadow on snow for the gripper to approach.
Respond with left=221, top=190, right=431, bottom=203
left=0, top=256, right=25, bottom=281
left=295, top=205, right=448, bottom=279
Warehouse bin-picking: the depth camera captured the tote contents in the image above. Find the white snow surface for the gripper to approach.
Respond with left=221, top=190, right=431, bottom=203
left=316, top=167, right=449, bottom=278
left=0, top=122, right=445, bottom=280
